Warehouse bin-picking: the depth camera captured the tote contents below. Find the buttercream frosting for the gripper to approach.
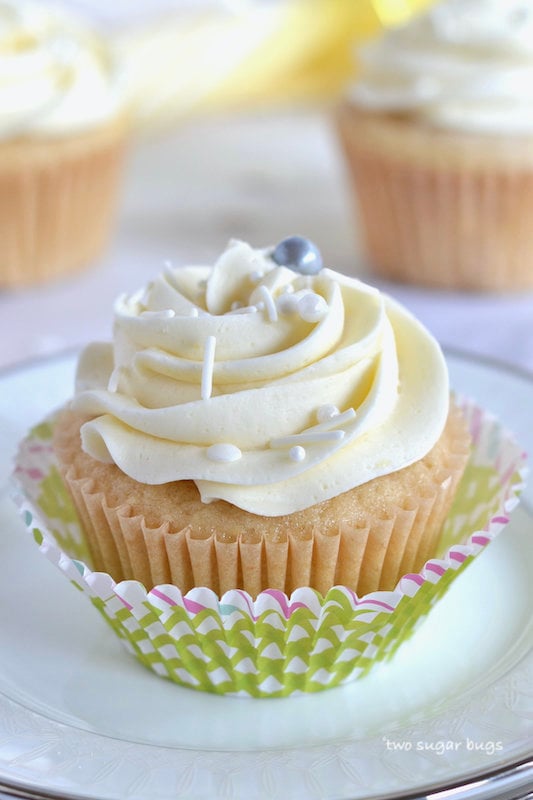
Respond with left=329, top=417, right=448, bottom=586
left=0, top=1, right=123, bottom=140
left=351, top=0, right=533, bottom=134
left=72, top=240, right=449, bottom=516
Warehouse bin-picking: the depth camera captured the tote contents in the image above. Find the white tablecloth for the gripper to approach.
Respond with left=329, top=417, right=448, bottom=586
left=1, top=109, right=533, bottom=377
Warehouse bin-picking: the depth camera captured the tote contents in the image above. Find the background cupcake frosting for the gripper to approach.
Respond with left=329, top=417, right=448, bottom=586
left=351, top=0, right=533, bottom=133
left=0, top=0, right=123, bottom=139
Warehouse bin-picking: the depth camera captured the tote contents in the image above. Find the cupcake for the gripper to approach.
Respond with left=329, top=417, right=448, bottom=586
left=0, top=1, right=128, bottom=288
left=13, top=237, right=525, bottom=696
left=51, top=236, right=470, bottom=598
left=336, top=0, right=533, bottom=291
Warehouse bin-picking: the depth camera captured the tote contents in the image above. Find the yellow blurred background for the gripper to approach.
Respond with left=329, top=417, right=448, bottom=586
left=112, top=0, right=435, bottom=132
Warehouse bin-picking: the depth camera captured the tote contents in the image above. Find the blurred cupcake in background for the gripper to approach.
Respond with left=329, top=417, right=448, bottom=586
left=0, top=1, right=128, bottom=288
left=336, top=0, right=533, bottom=291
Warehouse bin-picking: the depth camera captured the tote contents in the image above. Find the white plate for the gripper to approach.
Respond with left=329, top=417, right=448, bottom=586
left=0, top=349, right=531, bottom=800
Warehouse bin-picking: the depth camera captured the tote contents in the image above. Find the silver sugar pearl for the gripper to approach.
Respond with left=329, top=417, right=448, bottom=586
left=271, top=236, right=323, bottom=275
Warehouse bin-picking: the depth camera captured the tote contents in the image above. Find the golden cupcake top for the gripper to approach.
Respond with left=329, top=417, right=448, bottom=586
left=72, top=238, right=449, bottom=516
left=0, top=0, right=123, bottom=139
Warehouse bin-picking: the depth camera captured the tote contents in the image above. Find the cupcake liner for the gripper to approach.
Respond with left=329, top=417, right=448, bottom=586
left=0, top=121, right=126, bottom=288
left=11, top=399, right=526, bottom=697
left=336, top=105, right=533, bottom=291
left=54, top=403, right=470, bottom=599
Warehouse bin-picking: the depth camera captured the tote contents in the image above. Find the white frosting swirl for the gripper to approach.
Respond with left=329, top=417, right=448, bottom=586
left=72, top=240, right=449, bottom=516
left=0, top=1, right=123, bottom=140
left=351, top=0, right=533, bottom=134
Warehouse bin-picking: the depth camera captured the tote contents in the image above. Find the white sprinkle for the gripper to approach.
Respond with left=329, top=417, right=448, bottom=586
left=190, top=307, right=199, bottom=317
left=113, top=292, right=129, bottom=312
left=277, top=292, right=299, bottom=315
left=163, top=261, right=181, bottom=291
left=317, top=404, right=339, bottom=423
left=107, top=368, right=122, bottom=393
left=258, top=285, right=278, bottom=322
left=132, top=283, right=154, bottom=308
left=249, top=270, right=264, bottom=284
left=207, top=443, right=242, bottom=463
left=270, top=430, right=345, bottom=449
left=298, top=292, right=328, bottom=323
left=231, top=301, right=243, bottom=310
left=201, top=335, right=216, bottom=400
left=226, top=305, right=259, bottom=315
left=289, top=446, right=306, bottom=462
left=140, top=309, right=176, bottom=319
left=311, top=408, right=357, bottom=432
left=195, top=279, right=207, bottom=300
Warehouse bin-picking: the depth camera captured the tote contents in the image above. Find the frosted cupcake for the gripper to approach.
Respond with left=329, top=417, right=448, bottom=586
left=13, top=237, right=526, bottom=696
left=0, top=1, right=127, bottom=288
left=52, top=237, right=470, bottom=598
left=336, top=0, right=533, bottom=291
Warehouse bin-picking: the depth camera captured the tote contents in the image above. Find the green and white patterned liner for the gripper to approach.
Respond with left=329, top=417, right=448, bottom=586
left=11, top=398, right=527, bottom=697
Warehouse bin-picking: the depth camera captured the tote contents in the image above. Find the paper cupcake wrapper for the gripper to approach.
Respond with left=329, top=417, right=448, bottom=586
left=54, top=401, right=469, bottom=599
left=0, top=122, right=126, bottom=288
left=11, top=399, right=527, bottom=697
left=336, top=106, right=533, bottom=292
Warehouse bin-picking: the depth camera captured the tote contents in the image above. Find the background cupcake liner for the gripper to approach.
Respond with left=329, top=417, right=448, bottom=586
left=0, top=122, right=126, bottom=288
left=11, top=399, right=526, bottom=697
left=336, top=106, right=533, bottom=292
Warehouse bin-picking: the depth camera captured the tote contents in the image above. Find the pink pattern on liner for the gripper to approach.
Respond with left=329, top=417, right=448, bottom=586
left=425, top=562, right=446, bottom=576
left=183, top=598, right=207, bottom=615
left=471, top=535, right=491, bottom=546
left=449, top=550, right=467, bottom=563
left=361, top=598, right=396, bottom=611
left=233, top=589, right=255, bottom=618
left=151, top=587, right=177, bottom=607
left=403, top=573, right=425, bottom=586
left=345, top=588, right=396, bottom=611
left=262, top=590, right=309, bottom=619
left=501, top=463, right=518, bottom=487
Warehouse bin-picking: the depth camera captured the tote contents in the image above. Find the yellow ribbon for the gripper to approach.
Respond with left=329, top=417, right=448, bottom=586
left=207, top=0, right=436, bottom=108
left=115, top=0, right=436, bottom=131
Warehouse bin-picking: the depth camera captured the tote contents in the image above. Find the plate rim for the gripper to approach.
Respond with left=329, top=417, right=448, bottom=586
left=0, top=755, right=531, bottom=800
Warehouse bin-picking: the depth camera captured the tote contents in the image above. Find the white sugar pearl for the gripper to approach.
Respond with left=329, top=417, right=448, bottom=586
left=316, top=404, right=339, bottom=423
left=297, top=292, right=328, bottom=323
left=207, top=444, right=242, bottom=463
left=249, top=270, right=264, bottom=284
left=289, top=446, right=306, bottom=462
